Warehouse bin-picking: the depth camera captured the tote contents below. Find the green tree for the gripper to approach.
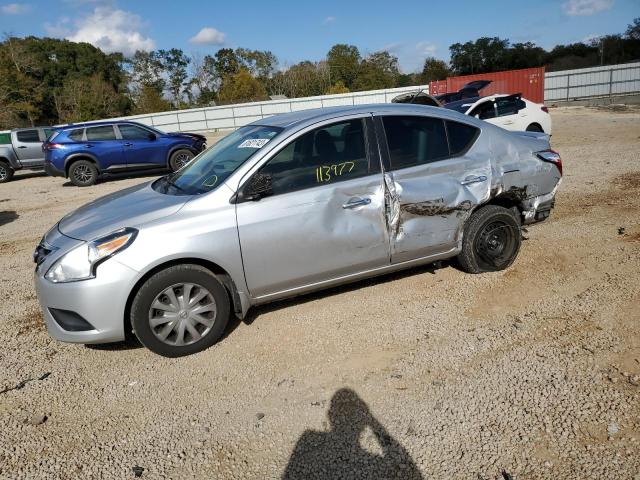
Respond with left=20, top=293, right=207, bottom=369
left=327, top=44, right=361, bottom=89
left=214, top=48, right=240, bottom=79
left=134, top=84, right=171, bottom=114
left=54, top=74, right=125, bottom=123
left=325, top=80, right=349, bottom=94
left=449, top=37, right=510, bottom=74
left=218, top=68, right=268, bottom=104
left=236, top=48, right=278, bottom=79
left=158, top=48, right=190, bottom=108
left=353, top=51, right=399, bottom=91
left=420, top=57, right=450, bottom=83
left=626, top=17, right=640, bottom=40
left=188, top=53, right=219, bottom=106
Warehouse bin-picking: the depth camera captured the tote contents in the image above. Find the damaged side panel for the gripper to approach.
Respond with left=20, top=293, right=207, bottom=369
left=385, top=133, right=493, bottom=263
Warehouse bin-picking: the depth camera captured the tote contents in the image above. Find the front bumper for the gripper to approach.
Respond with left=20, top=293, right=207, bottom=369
left=34, top=258, right=140, bottom=344
left=44, top=161, right=65, bottom=178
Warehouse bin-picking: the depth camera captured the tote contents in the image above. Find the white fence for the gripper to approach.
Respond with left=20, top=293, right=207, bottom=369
left=544, top=62, right=640, bottom=102
left=102, top=85, right=429, bottom=134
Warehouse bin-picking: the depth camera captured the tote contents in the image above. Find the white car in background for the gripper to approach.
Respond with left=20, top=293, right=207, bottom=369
left=443, top=93, right=552, bottom=134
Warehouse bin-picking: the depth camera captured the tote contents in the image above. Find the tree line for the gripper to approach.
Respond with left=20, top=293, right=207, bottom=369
left=1, top=18, right=638, bottom=129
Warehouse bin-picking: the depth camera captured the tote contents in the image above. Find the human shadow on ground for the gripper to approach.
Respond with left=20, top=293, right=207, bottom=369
left=0, top=210, right=19, bottom=227
left=282, top=388, right=423, bottom=480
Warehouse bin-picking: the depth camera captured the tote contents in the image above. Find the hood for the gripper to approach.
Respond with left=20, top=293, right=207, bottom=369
left=58, top=182, right=189, bottom=241
left=167, top=132, right=206, bottom=142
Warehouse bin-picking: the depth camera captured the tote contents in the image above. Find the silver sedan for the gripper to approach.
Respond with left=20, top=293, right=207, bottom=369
left=34, top=104, right=562, bottom=357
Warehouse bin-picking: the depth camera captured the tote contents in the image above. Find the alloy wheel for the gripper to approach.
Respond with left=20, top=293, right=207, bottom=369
left=73, top=164, right=93, bottom=183
left=148, top=282, right=217, bottom=346
left=174, top=152, right=192, bottom=169
left=0, top=165, right=7, bottom=181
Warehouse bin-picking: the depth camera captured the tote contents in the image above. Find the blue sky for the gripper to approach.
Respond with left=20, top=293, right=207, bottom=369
left=1, top=0, right=638, bottom=71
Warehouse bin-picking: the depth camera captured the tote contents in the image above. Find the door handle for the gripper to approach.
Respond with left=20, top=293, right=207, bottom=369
left=124, top=142, right=133, bottom=147
left=342, top=197, right=371, bottom=209
left=84, top=144, right=94, bottom=148
left=18, top=146, right=27, bottom=149
left=461, top=175, right=487, bottom=186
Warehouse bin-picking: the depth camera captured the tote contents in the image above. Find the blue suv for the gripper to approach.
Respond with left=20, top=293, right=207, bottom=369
left=43, top=121, right=206, bottom=186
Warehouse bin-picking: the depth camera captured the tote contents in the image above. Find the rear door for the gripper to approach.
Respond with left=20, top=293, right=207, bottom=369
left=13, top=129, right=43, bottom=165
left=84, top=125, right=125, bottom=169
left=491, top=95, right=525, bottom=130
left=117, top=123, right=165, bottom=168
left=375, top=114, right=489, bottom=264
left=236, top=116, right=389, bottom=299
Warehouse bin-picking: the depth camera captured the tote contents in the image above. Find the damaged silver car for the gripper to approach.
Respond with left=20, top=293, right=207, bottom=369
left=34, top=104, right=562, bottom=357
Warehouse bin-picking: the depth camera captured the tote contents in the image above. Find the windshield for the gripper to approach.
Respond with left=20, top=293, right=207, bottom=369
left=153, top=125, right=283, bottom=195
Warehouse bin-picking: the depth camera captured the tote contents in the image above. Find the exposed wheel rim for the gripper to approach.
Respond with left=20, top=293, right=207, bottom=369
left=148, top=282, right=217, bottom=346
left=174, top=152, right=193, bottom=169
left=0, top=165, right=7, bottom=181
left=474, top=220, right=518, bottom=270
left=73, top=164, right=93, bottom=183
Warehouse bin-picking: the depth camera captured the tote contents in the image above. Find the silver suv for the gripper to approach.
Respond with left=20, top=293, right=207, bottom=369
left=34, top=104, right=562, bottom=357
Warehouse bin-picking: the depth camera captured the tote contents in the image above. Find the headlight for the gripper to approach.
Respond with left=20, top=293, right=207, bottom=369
left=45, top=228, right=137, bottom=283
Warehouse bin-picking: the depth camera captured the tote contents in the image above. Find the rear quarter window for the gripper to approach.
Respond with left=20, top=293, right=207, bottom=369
left=446, top=121, right=479, bottom=156
left=68, top=129, right=84, bottom=142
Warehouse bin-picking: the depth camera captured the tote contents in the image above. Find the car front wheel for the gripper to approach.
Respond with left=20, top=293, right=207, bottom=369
left=130, top=264, right=230, bottom=357
left=456, top=205, right=521, bottom=274
left=169, top=149, right=194, bottom=171
left=0, top=161, right=14, bottom=183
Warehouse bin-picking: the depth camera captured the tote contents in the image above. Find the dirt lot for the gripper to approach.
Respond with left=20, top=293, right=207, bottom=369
left=0, top=107, right=639, bottom=479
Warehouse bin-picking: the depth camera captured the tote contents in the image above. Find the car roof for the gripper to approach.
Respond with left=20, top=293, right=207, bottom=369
left=252, top=103, right=470, bottom=129
left=56, top=120, right=146, bottom=131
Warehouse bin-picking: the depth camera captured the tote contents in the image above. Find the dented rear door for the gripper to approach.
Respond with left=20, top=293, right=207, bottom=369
left=375, top=114, right=491, bottom=264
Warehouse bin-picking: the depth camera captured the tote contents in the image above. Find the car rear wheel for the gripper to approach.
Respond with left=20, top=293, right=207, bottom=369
left=130, top=264, right=230, bottom=357
left=69, top=160, right=98, bottom=187
left=0, top=161, right=14, bottom=183
left=456, top=205, right=521, bottom=274
left=526, top=123, right=543, bottom=132
left=169, top=149, right=194, bottom=171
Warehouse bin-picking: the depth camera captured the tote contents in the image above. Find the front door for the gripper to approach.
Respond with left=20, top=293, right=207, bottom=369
left=14, top=129, right=43, bottom=166
left=375, top=115, right=490, bottom=264
left=117, top=123, right=165, bottom=168
left=236, top=117, right=389, bottom=299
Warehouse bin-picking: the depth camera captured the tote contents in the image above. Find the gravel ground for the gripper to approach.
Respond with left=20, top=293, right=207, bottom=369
left=0, top=107, right=639, bottom=479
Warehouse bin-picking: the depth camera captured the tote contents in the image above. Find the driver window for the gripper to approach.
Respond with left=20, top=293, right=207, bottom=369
left=257, top=118, right=370, bottom=196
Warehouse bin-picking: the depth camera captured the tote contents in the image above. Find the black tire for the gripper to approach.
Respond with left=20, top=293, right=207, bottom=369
left=130, top=264, right=230, bottom=357
left=68, top=160, right=98, bottom=187
left=0, top=161, right=14, bottom=183
left=169, top=149, right=194, bottom=171
left=456, top=205, right=521, bottom=274
left=526, top=123, right=543, bottom=132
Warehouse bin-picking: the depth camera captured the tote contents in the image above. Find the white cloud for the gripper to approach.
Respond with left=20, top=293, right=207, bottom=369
left=416, top=41, right=437, bottom=57
left=323, top=16, right=336, bottom=25
left=563, top=0, right=613, bottom=16
left=1, top=3, right=31, bottom=14
left=189, top=27, right=225, bottom=46
left=48, top=6, right=155, bottom=56
left=382, top=42, right=403, bottom=53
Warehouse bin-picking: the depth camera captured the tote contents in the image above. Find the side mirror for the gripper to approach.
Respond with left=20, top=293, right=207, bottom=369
left=148, top=133, right=157, bottom=141
left=241, top=173, right=272, bottom=201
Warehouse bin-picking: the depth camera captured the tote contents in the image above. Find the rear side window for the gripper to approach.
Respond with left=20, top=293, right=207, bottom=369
left=446, top=121, right=479, bottom=156
left=119, top=124, right=152, bottom=140
left=382, top=116, right=448, bottom=170
left=86, top=126, right=116, bottom=141
left=495, top=97, right=519, bottom=117
left=16, top=130, right=40, bottom=143
left=68, top=129, right=84, bottom=141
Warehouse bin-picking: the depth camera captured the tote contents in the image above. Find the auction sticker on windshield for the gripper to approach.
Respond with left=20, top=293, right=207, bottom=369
left=238, top=139, right=270, bottom=149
